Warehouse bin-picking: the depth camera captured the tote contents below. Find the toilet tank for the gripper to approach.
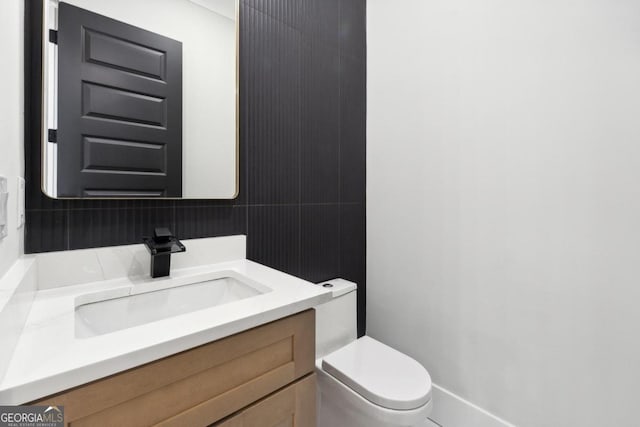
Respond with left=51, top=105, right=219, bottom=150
left=314, top=279, right=358, bottom=359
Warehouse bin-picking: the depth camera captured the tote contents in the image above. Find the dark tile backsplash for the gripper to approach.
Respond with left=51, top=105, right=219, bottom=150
left=247, top=205, right=301, bottom=277
left=301, top=205, right=342, bottom=283
left=301, top=42, right=341, bottom=204
left=24, top=0, right=366, bottom=336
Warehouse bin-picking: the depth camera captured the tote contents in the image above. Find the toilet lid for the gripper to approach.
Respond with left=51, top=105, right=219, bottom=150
left=321, top=336, right=432, bottom=410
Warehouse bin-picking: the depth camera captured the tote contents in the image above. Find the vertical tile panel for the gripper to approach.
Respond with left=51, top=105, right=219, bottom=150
left=25, top=210, right=68, bottom=253
left=247, top=205, right=301, bottom=276
left=174, top=205, right=247, bottom=240
left=339, top=0, right=367, bottom=59
left=301, top=42, right=341, bottom=203
left=68, top=207, right=176, bottom=250
left=300, top=205, right=341, bottom=283
left=340, top=55, right=366, bottom=204
left=242, top=0, right=311, bottom=31
left=243, top=6, right=302, bottom=204
left=305, top=0, right=340, bottom=48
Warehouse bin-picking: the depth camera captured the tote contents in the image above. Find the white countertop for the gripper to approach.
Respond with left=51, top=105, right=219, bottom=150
left=0, top=259, right=331, bottom=404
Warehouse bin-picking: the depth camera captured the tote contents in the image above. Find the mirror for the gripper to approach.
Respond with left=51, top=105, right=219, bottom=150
left=41, top=0, right=238, bottom=198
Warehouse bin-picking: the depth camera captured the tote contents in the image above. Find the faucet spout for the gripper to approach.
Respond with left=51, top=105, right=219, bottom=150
left=143, top=228, right=186, bottom=278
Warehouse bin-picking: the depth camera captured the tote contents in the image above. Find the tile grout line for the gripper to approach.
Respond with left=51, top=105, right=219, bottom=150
left=298, top=12, right=303, bottom=277
left=338, top=0, right=343, bottom=277
left=25, top=202, right=360, bottom=213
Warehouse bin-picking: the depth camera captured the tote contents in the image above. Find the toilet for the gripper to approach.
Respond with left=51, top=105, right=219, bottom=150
left=314, top=279, right=433, bottom=427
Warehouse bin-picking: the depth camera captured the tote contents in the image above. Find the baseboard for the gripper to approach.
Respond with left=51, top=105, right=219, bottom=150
left=429, top=383, right=516, bottom=427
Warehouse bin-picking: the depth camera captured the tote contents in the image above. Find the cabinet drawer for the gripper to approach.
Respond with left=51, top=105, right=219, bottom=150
left=215, top=374, right=316, bottom=427
left=32, top=310, right=315, bottom=426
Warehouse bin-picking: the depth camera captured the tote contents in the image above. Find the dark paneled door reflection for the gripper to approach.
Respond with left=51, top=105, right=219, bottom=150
left=57, top=2, right=183, bottom=197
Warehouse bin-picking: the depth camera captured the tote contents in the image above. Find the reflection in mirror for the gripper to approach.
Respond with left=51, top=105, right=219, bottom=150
left=42, top=0, right=238, bottom=199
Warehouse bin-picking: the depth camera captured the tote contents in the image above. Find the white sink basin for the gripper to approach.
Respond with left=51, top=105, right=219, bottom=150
left=75, top=275, right=269, bottom=338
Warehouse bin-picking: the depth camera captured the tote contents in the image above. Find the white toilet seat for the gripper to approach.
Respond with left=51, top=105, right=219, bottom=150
left=316, top=360, right=433, bottom=426
left=321, top=336, right=432, bottom=410
left=316, top=336, right=433, bottom=426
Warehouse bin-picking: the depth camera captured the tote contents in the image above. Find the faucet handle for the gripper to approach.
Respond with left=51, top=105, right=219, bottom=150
left=153, top=227, right=173, bottom=243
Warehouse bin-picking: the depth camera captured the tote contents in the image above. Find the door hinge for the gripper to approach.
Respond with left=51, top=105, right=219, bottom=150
left=48, top=129, right=57, bottom=143
left=49, top=29, right=58, bottom=44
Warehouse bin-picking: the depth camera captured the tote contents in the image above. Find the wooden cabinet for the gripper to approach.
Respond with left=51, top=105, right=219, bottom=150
left=32, top=310, right=316, bottom=427
left=215, top=375, right=316, bottom=427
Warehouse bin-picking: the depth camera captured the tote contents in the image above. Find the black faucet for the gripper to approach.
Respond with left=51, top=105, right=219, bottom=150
left=143, top=228, right=186, bottom=278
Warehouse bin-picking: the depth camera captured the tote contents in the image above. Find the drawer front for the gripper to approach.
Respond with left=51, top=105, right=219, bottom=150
left=214, top=374, right=316, bottom=427
left=32, top=310, right=315, bottom=426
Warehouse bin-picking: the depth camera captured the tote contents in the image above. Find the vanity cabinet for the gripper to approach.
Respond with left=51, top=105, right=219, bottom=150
left=32, top=310, right=316, bottom=427
left=214, top=374, right=316, bottom=427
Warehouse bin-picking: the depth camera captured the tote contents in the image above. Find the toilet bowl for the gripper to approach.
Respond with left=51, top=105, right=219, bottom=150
left=314, top=279, right=433, bottom=427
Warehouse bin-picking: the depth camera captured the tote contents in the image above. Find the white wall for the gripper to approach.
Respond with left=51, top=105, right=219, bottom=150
left=0, top=0, right=25, bottom=280
left=367, top=1, right=640, bottom=426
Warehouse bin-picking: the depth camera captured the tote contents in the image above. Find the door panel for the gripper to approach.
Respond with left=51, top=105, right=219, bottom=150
left=57, top=2, right=182, bottom=197
left=82, top=137, right=166, bottom=174
left=81, top=83, right=167, bottom=127
left=83, top=29, right=167, bottom=80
